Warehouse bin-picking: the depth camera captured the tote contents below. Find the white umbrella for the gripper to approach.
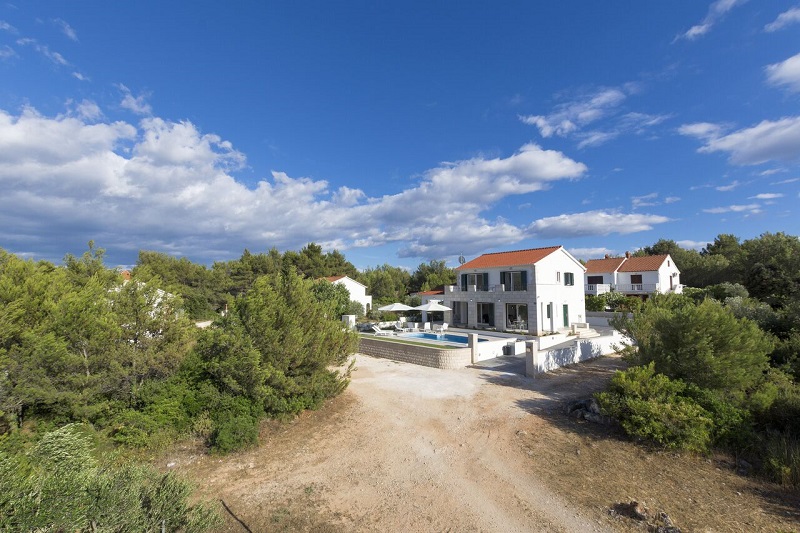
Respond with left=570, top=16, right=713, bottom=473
left=378, top=302, right=414, bottom=312
left=413, top=300, right=451, bottom=312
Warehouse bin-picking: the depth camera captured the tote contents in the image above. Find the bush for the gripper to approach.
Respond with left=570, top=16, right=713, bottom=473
left=596, top=364, right=714, bottom=453
left=585, top=294, right=606, bottom=312
left=208, top=395, right=260, bottom=453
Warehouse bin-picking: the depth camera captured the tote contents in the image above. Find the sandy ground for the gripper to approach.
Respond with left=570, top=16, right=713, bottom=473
left=173, top=353, right=800, bottom=532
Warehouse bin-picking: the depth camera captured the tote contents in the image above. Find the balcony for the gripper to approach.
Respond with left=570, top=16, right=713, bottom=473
left=584, top=283, right=613, bottom=295
left=615, top=283, right=660, bottom=294
left=444, top=284, right=527, bottom=293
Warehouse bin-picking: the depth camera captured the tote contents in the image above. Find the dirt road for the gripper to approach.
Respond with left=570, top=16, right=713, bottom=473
left=175, top=354, right=800, bottom=532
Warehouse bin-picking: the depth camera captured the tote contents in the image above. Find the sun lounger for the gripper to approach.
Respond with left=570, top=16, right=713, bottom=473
left=371, top=325, right=394, bottom=336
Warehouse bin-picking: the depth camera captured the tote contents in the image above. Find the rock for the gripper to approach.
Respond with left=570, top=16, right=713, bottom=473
left=586, top=397, right=601, bottom=414
left=611, top=500, right=648, bottom=521
left=583, top=412, right=611, bottom=425
left=736, top=458, right=752, bottom=476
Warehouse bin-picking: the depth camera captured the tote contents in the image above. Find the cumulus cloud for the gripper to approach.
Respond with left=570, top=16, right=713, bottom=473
left=766, top=53, right=800, bottom=93
left=0, top=106, right=598, bottom=263
left=679, top=117, right=800, bottom=165
left=528, top=210, right=671, bottom=238
left=676, top=240, right=708, bottom=251
left=567, top=247, right=617, bottom=261
left=764, top=6, right=800, bottom=32
left=675, top=0, right=748, bottom=41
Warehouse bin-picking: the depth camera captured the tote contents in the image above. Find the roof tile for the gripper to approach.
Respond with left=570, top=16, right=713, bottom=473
left=457, top=246, right=562, bottom=270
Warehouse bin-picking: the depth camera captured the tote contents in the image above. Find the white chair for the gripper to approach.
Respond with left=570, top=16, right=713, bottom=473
left=421, top=322, right=432, bottom=332
left=371, top=325, right=394, bottom=336
left=434, top=322, right=448, bottom=333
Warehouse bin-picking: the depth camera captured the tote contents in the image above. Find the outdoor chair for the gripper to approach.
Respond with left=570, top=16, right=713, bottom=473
left=421, top=322, right=431, bottom=332
left=371, top=325, right=394, bottom=336
left=434, top=322, right=448, bottom=334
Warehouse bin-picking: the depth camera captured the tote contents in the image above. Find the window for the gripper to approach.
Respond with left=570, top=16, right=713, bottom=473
left=630, top=274, right=643, bottom=284
left=587, top=275, right=603, bottom=285
left=556, top=272, right=561, bottom=282
left=477, top=302, right=494, bottom=326
left=500, top=271, right=527, bottom=291
left=546, top=303, right=551, bottom=319
left=506, top=303, right=528, bottom=329
left=461, top=273, right=488, bottom=291
left=564, top=272, right=574, bottom=286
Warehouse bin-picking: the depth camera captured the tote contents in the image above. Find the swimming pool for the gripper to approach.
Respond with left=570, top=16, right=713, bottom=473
left=400, top=332, right=486, bottom=344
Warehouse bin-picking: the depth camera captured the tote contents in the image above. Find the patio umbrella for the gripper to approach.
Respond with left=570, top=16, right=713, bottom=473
left=378, top=302, right=414, bottom=312
left=413, top=300, right=451, bottom=323
left=413, top=301, right=451, bottom=312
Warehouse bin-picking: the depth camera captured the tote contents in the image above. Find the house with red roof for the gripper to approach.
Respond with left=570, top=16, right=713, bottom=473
left=439, top=246, right=586, bottom=335
left=584, top=252, right=682, bottom=298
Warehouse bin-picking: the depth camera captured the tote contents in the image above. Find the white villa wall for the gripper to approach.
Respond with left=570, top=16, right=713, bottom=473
left=530, top=250, right=586, bottom=335
left=333, top=277, right=373, bottom=311
left=525, top=330, right=624, bottom=376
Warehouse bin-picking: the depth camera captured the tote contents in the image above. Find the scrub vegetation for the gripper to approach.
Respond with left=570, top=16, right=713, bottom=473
left=597, top=232, right=800, bottom=488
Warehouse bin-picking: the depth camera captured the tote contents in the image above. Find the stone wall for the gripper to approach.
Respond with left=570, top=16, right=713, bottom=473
left=358, top=337, right=472, bottom=369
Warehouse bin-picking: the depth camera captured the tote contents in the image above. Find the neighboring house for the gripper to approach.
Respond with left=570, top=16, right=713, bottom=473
left=412, top=288, right=444, bottom=305
left=324, top=275, right=373, bottom=313
left=584, top=252, right=682, bottom=298
left=439, top=246, right=586, bottom=336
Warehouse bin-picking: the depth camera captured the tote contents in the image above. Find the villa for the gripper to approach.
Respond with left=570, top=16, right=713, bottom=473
left=438, top=246, right=587, bottom=336
left=324, top=275, right=373, bottom=313
left=584, top=252, right=682, bottom=299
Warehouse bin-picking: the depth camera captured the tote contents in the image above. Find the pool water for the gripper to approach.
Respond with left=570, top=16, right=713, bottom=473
left=401, top=332, right=486, bottom=344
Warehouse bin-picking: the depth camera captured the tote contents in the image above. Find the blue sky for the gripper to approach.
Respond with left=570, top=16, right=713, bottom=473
left=1, top=1, right=799, bottom=271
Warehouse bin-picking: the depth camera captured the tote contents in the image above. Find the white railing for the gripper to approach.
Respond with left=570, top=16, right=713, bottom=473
left=584, top=283, right=613, bottom=295
left=615, top=283, right=659, bottom=293
left=444, top=284, right=527, bottom=293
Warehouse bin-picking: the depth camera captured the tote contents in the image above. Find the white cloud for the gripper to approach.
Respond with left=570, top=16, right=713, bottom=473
left=528, top=210, right=671, bottom=238
left=567, top=247, right=616, bottom=261
left=766, top=53, right=800, bottom=93
left=16, top=38, right=69, bottom=66
left=664, top=196, right=681, bottom=204
left=72, top=72, right=89, bottom=81
left=520, top=87, right=627, bottom=138
left=676, top=0, right=748, bottom=41
left=676, top=240, right=708, bottom=251
left=765, top=7, right=800, bottom=32
left=772, top=177, right=799, bottom=184
left=0, top=20, right=16, bottom=33
left=680, top=117, right=800, bottom=165
left=749, top=193, right=783, bottom=200
left=521, top=85, right=667, bottom=148
left=716, top=180, right=741, bottom=191
left=703, top=204, right=761, bottom=214
left=53, top=18, right=78, bottom=41
left=632, top=192, right=659, bottom=208
left=0, top=45, right=15, bottom=60
left=0, top=106, right=595, bottom=262
left=117, top=84, right=152, bottom=115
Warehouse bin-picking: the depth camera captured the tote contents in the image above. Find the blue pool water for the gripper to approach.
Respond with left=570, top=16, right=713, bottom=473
left=401, top=332, right=486, bottom=344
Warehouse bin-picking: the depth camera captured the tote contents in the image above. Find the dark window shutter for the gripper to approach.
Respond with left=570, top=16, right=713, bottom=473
left=521, top=271, right=528, bottom=290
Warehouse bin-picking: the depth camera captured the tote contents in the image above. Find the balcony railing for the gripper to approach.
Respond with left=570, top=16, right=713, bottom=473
left=444, top=284, right=527, bottom=293
left=585, top=283, right=613, bottom=295
left=615, top=283, right=660, bottom=293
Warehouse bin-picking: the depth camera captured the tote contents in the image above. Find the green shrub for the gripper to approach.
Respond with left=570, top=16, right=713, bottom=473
left=0, top=424, right=221, bottom=531
left=209, top=395, right=261, bottom=453
left=596, top=364, right=714, bottom=453
left=585, top=294, right=606, bottom=312
left=760, top=432, right=800, bottom=488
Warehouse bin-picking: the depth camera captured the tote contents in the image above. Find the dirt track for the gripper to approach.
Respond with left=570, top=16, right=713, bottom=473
left=174, top=353, right=800, bottom=532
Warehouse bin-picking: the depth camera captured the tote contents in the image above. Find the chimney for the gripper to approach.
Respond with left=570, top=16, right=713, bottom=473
left=625, top=251, right=631, bottom=259
left=604, top=254, right=610, bottom=259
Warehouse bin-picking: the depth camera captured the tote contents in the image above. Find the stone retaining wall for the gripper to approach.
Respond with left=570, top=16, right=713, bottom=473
left=359, top=337, right=472, bottom=369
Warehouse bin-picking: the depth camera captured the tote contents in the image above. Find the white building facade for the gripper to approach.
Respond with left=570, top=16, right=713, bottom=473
left=439, top=246, right=587, bottom=336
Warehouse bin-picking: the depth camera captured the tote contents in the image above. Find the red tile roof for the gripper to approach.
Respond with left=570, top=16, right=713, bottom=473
left=323, top=275, right=346, bottom=282
left=584, top=257, right=626, bottom=274
left=457, top=246, right=562, bottom=270
left=618, top=255, right=670, bottom=272
left=416, top=289, right=444, bottom=296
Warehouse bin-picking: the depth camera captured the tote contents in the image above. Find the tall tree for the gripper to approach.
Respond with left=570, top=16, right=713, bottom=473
left=409, top=260, right=456, bottom=293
